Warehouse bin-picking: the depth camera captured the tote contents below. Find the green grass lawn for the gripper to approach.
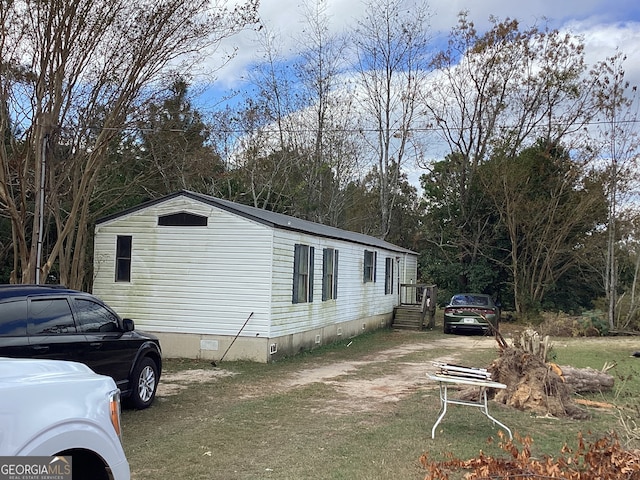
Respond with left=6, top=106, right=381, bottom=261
left=121, top=329, right=640, bottom=480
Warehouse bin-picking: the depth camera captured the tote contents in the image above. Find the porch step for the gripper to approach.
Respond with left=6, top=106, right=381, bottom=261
left=392, top=305, right=424, bottom=330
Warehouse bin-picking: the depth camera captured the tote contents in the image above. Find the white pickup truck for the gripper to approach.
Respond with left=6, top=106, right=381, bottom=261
left=0, top=357, right=130, bottom=480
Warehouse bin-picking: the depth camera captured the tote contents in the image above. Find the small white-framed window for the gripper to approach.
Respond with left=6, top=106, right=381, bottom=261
left=385, top=257, right=394, bottom=294
left=115, top=235, right=132, bottom=282
left=322, top=248, right=339, bottom=301
left=293, top=244, right=314, bottom=304
left=363, top=250, right=376, bottom=283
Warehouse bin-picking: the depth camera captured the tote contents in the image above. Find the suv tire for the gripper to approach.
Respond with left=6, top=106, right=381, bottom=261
left=129, top=357, right=159, bottom=409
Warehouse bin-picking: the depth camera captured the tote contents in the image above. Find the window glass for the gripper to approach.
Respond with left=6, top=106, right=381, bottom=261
left=28, top=298, right=76, bottom=335
left=322, top=248, right=338, bottom=301
left=74, top=298, right=120, bottom=333
left=0, top=301, right=28, bottom=336
left=364, top=250, right=376, bottom=283
left=293, top=244, right=314, bottom=304
left=116, top=235, right=132, bottom=282
left=385, top=257, right=394, bottom=295
left=452, top=295, right=489, bottom=306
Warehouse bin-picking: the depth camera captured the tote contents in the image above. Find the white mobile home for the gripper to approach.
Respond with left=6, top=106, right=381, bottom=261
left=92, top=191, right=418, bottom=362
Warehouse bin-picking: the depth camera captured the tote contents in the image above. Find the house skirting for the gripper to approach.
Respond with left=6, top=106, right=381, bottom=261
left=151, top=313, right=393, bottom=363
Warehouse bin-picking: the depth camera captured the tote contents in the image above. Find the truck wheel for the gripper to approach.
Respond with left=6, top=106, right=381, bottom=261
left=130, top=357, right=158, bottom=409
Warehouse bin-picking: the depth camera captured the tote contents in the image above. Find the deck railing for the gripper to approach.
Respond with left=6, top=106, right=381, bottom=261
left=399, top=283, right=437, bottom=329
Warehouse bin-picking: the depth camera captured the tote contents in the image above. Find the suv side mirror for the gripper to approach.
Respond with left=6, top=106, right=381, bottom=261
left=122, top=318, right=135, bottom=332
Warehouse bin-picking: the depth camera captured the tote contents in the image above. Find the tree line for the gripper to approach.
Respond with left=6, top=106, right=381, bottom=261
left=1, top=0, right=638, bottom=328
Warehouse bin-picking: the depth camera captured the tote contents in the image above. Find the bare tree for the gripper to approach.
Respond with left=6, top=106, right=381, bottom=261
left=351, top=0, right=432, bottom=239
left=225, top=0, right=363, bottom=226
left=292, top=0, right=356, bottom=225
left=592, top=52, right=640, bottom=329
left=223, top=28, right=303, bottom=210
left=0, top=0, right=258, bottom=287
left=421, top=14, right=605, bottom=297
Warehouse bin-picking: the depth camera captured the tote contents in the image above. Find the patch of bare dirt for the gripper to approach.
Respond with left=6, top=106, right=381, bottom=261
left=155, top=334, right=635, bottom=416
left=156, top=368, right=237, bottom=396
left=156, top=336, right=499, bottom=414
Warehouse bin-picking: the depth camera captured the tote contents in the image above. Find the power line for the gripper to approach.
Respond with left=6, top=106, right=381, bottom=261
left=79, top=117, right=640, bottom=135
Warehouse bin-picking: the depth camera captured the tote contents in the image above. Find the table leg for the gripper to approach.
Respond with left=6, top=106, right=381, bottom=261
left=430, top=382, right=513, bottom=440
left=480, top=389, right=512, bottom=440
left=431, top=382, right=448, bottom=439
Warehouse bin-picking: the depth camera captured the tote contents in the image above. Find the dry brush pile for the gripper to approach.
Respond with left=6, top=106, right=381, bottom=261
left=420, top=432, right=640, bottom=479
left=420, top=329, right=640, bottom=479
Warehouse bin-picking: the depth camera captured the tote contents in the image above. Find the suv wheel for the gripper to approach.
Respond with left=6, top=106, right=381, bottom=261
left=130, top=357, right=158, bottom=409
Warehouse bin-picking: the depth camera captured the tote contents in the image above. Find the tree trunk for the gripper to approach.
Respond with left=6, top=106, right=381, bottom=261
left=557, top=365, right=614, bottom=393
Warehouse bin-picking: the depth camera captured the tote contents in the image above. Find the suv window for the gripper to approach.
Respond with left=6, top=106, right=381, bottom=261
left=0, top=301, right=28, bottom=336
left=28, top=298, right=76, bottom=335
left=74, top=298, right=120, bottom=333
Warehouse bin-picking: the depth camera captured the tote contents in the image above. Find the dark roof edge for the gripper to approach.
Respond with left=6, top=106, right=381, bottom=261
left=95, top=191, right=186, bottom=226
left=96, top=190, right=417, bottom=255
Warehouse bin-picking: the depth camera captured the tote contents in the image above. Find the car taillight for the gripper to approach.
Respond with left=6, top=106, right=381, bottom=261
left=109, top=389, right=123, bottom=442
left=446, top=307, right=495, bottom=315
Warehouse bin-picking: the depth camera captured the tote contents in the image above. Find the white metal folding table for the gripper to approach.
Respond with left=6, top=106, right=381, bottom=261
left=427, top=373, right=512, bottom=440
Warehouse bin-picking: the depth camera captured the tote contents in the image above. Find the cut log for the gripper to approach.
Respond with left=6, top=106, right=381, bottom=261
left=575, top=399, right=615, bottom=409
left=557, top=365, right=614, bottom=393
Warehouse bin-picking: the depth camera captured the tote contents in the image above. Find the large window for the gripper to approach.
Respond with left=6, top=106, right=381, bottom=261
left=293, top=244, right=314, bottom=304
left=363, top=250, right=376, bottom=283
left=322, top=248, right=339, bottom=301
left=385, top=257, right=394, bottom=295
left=115, top=235, right=132, bottom=282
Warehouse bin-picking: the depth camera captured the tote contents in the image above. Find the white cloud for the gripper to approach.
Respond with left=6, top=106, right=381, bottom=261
left=208, top=0, right=640, bottom=90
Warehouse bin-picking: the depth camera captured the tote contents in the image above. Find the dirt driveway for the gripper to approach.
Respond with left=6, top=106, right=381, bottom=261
left=156, top=335, right=501, bottom=412
left=156, top=332, right=639, bottom=413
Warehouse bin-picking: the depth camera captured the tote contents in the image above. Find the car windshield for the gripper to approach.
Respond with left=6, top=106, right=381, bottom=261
left=451, top=295, right=489, bottom=306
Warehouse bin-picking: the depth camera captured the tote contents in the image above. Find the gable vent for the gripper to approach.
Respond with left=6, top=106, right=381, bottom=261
left=158, top=212, right=207, bottom=227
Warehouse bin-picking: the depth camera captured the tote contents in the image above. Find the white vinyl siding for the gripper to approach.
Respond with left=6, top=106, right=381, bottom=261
left=93, top=193, right=419, bottom=352
left=269, top=231, right=399, bottom=337
left=93, top=197, right=273, bottom=337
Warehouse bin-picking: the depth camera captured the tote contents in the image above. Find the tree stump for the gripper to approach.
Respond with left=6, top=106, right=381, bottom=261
left=457, top=328, right=616, bottom=419
left=487, top=347, right=589, bottom=419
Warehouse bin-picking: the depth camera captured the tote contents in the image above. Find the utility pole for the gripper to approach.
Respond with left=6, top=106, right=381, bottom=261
left=35, top=134, right=48, bottom=284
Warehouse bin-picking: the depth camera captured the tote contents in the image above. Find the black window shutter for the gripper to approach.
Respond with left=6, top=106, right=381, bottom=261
left=322, top=249, right=328, bottom=301
left=309, top=247, right=314, bottom=303
left=333, top=250, right=339, bottom=299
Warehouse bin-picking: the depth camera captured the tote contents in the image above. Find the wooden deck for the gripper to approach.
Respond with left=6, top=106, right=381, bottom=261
left=392, top=284, right=437, bottom=330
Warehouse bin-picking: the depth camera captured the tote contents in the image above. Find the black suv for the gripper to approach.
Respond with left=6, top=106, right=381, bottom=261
left=0, top=284, right=162, bottom=409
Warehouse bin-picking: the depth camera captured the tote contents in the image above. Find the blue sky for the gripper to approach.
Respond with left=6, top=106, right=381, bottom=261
left=200, top=0, right=640, bottom=98
left=192, top=0, right=640, bottom=190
